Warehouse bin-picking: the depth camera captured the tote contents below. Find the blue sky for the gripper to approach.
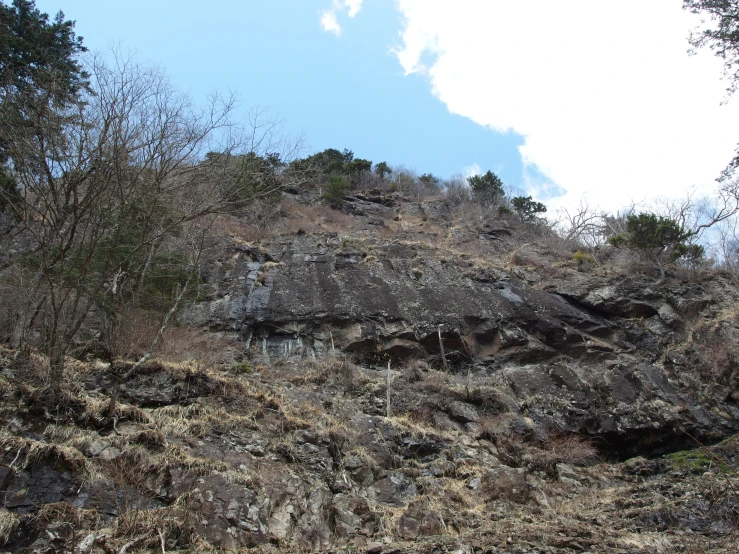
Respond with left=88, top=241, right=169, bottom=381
left=32, top=1, right=739, bottom=212
left=35, top=0, right=527, bottom=189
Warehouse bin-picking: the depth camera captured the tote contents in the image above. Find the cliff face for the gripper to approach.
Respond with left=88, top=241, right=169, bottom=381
left=2, top=191, right=739, bottom=553
left=185, top=191, right=739, bottom=455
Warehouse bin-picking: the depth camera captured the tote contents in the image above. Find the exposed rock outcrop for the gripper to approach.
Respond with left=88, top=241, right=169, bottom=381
left=184, top=217, right=739, bottom=455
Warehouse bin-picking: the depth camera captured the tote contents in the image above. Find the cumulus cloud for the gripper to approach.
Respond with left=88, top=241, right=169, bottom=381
left=392, top=1, right=739, bottom=212
left=320, top=0, right=364, bottom=36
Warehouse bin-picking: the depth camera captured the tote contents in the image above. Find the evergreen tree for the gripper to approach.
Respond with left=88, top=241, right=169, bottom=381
left=511, top=196, right=547, bottom=221
left=0, top=0, right=89, bottom=213
left=375, top=161, right=391, bottom=180
left=468, top=170, right=505, bottom=206
left=0, top=0, right=88, bottom=103
left=609, top=212, right=702, bottom=280
left=346, top=158, right=372, bottom=186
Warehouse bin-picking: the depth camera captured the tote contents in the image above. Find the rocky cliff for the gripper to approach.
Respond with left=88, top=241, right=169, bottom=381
left=1, top=190, right=738, bottom=553
left=187, top=191, right=739, bottom=456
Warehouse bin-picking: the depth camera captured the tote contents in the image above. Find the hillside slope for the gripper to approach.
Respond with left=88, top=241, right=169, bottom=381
left=0, top=189, right=738, bottom=553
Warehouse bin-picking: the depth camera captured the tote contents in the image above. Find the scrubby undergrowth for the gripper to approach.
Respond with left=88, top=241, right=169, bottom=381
left=0, top=346, right=736, bottom=553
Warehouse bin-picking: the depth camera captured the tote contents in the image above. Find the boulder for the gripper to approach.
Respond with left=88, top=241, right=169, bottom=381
left=447, top=401, right=480, bottom=423
left=484, top=465, right=529, bottom=503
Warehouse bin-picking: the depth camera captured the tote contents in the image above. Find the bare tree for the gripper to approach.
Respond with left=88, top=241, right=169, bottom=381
left=443, top=173, right=471, bottom=206
left=0, top=52, right=296, bottom=399
left=557, top=197, right=610, bottom=249
left=716, top=214, right=739, bottom=281
left=642, top=184, right=739, bottom=266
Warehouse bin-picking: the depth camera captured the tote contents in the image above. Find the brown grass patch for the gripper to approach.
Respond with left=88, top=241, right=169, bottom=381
left=0, top=509, right=19, bottom=545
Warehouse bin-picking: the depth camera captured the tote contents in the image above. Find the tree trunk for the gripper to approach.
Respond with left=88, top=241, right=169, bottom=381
left=48, top=345, right=65, bottom=401
left=655, top=258, right=666, bottom=283
left=654, top=248, right=666, bottom=284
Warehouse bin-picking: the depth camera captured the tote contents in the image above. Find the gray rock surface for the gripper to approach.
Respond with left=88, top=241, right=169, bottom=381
left=182, top=229, right=739, bottom=454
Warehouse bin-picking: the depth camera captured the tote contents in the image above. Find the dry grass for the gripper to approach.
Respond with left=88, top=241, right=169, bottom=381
left=114, top=496, right=192, bottom=544
left=276, top=199, right=355, bottom=235
left=287, top=354, right=368, bottom=392
left=466, top=385, right=516, bottom=412
left=149, top=403, right=257, bottom=439
left=0, top=509, right=19, bottom=545
left=478, top=415, right=599, bottom=472
left=440, top=478, right=479, bottom=510
left=31, top=501, right=89, bottom=532
left=114, top=443, right=230, bottom=486
left=546, top=434, right=600, bottom=466
left=387, top=413, right=442, bottom=440
left=617, top=533, right=676, bottom=553
left=550, top=483, right=620, bottom=516
left=401, top=359, right=428, bottom=383
left=0, top=431, right=89, bottom=473
left=77, top=395, right=150, bottom=426
left=209, top=213, right=266, bottom=243
left=155, top=326, right=240, bottom=368
left=418, top=368, right=457, bottom=395
left=371, top=503, right=407, bottom=536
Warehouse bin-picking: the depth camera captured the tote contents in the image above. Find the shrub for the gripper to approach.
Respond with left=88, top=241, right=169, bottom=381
left=547, top=434, right=599, bottom=467
left=609, top=212, right=701, bottom=280
left=321, top=176, right=350, bottom=207
left=571, top=249, right=595, bottom=266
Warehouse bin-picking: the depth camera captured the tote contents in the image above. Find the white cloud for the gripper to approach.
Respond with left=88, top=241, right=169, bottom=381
left=345, top=0, right=364, bottom=18
left=320, top=10, right=342, bottom=36
left=320, top=0, right=364, bottom=36
left=392, top=1, right=739, bottom=212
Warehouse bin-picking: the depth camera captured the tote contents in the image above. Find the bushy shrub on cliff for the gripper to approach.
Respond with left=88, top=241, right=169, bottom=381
left=321, top=175, right=350, bottom=207
left=609, top=212, right=703, bottom=280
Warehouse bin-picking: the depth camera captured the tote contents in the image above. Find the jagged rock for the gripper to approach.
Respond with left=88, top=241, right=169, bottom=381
left=5, top=184, right=739, bottom=554
left=432, top=411, right=461, bottom=432
left=370, top=472, right=417, bottom=507
left=399, top=436, right=446, bottom=460
left=122, top=367, right=210, bottom=407
left=4, top=463, right=80, bottom=511
left=484, top=466, right=529, bottom=503
left=332, top=495, right=378, bottom=538
left=467, top=477, right=482, bottom=490
left=396, top=501, right=445, bottom=539
left=176, top=230, right=739, bottom=457
left=480, top=225, right=512, bottom=239
left=381, top=338, right=424, bottom=359
left=344, top=455, right=375, bottom=486
left=659, top=303, right=683, bottom=328
left=447, top=401, right=480, bottom=423
left=556, top=463, right=582, bottom=487
left=168, top=471, right=267, bottom=549
left=180, top=230, right=739, bottom=454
